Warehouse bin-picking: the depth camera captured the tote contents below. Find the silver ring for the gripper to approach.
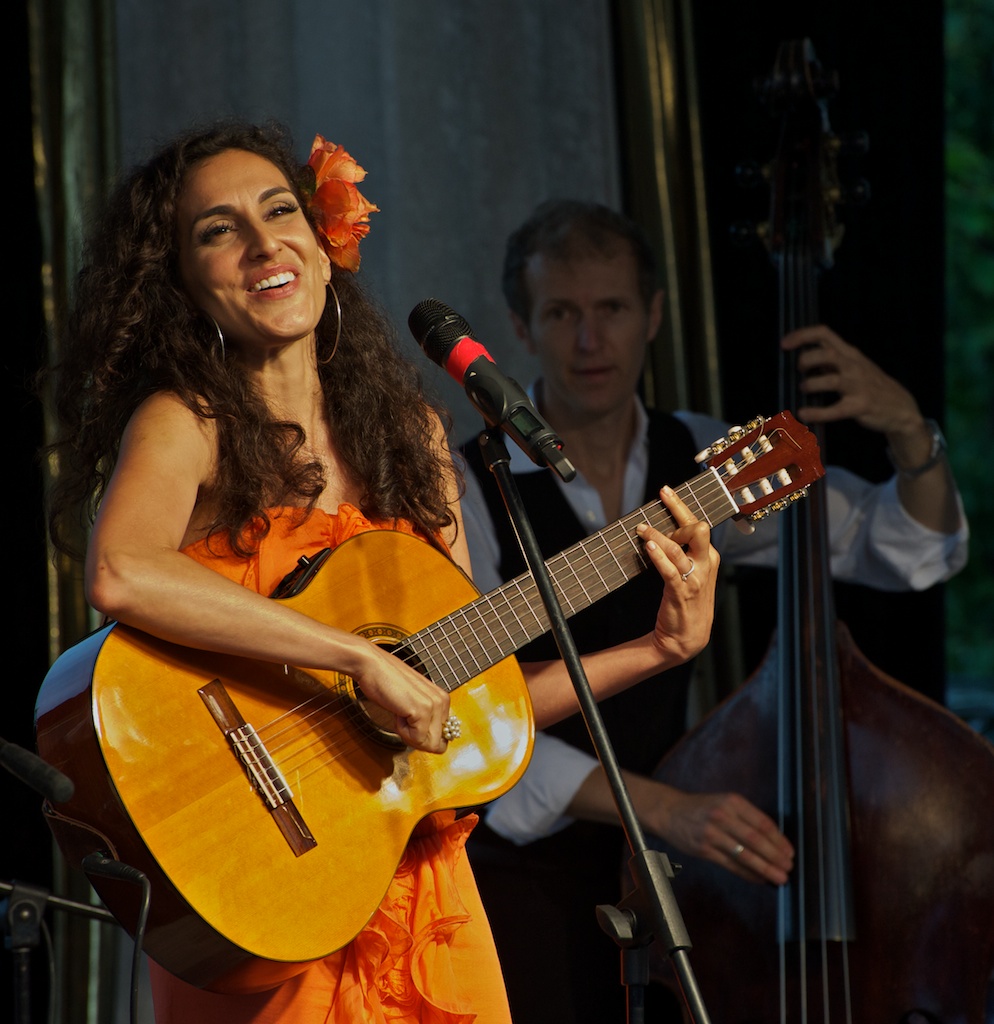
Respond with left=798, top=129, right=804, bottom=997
left=442, top=715, right=462, bottom=742
left=731, top=842, right=745, bottom=859
left=680, top=558, right=696, bottom=582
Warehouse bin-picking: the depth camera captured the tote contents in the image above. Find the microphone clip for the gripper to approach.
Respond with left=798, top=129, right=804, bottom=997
left=463, top=361, right=575, bottom=482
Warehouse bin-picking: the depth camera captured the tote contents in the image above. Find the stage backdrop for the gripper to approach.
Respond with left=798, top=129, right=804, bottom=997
left=115, top=0, right=625, bottom=444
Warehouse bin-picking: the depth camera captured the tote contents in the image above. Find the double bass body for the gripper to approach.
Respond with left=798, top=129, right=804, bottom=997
left=650, top=622, right=994, bottom=1022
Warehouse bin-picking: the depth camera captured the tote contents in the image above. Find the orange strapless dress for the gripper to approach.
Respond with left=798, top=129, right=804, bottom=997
left=148, top=505, right=512, bottom=1024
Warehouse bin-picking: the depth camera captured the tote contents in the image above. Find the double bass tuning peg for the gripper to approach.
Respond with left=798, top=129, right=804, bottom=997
left=829, top=129, right=870, bottom=157
left=734, top=160, right=767, bottom=188
left=729, top=220, right=769, bottom=250
left=841, top=178, right=871, bottom=207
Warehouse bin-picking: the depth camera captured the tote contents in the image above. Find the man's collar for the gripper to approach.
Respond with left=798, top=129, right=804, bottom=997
left=495, top=381, right=648, bottom=476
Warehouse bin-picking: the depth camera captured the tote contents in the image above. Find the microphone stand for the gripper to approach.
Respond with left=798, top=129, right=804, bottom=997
left=476, top=429, right=711, bottom=1024
left=1, top=739, right=150, bottom=1024
left=1, top=877, right=117, bottom=1024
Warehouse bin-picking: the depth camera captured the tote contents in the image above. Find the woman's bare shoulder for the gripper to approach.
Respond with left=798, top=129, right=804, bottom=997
left=123, top=391, right=217, bottom=456
left=113, top=391, right=220, bottom=505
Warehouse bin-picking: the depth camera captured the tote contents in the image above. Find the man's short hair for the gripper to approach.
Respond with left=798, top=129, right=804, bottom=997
left=502, top=199, right=659, bottom=320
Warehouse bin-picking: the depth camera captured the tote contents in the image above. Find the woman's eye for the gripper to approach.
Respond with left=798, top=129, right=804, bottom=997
left=199, top=220, right=234, bottom=243
left=269, top=201, right=300, bottom=218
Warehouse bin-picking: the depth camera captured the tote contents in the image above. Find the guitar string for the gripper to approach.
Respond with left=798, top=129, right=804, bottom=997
left=250, top=464, right=770, bottom=786
left=245, top=483, right=706, bottom=780
left=252, top=479, right=747, bottom=784
left=248, top=442, right=799, bottom=784
left=252, top=509, right=675, bottom=774
left=395, top=468, right=731, bottom=677
left=257, top=468, right=729, bottom=747
left=258, top=505, right=711, bottom=784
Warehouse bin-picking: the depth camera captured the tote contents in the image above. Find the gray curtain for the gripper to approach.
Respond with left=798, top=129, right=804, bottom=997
left=114, top=0, right=625, bottom=443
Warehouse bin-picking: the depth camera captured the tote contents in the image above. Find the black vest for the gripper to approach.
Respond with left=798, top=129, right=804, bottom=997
left=461, top=410, right=700, bottom=779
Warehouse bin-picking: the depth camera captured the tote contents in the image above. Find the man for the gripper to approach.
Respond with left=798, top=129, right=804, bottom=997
left=459, top=199, right=968, bottom=1024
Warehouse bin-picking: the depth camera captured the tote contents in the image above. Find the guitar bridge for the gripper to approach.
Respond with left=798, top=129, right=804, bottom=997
left=227, top=722, right=294, bottom=810
left=199, top=679, right=317, bottom=857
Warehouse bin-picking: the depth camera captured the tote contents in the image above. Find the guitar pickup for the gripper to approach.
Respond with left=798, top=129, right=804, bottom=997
left=199, top=679, right=317, bottom=857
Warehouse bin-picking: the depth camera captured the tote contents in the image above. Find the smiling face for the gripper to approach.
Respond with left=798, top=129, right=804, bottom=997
left=513, top=245, right=663, bottom=428
left=175, top=148, right=331, bottom=361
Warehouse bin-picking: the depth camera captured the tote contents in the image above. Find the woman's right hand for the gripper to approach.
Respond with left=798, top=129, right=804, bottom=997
left=349, top=640, right=452, bottom=753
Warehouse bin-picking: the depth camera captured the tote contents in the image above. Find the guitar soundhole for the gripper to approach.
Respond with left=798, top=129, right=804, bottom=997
left=346, top=624, right=427, bottom=749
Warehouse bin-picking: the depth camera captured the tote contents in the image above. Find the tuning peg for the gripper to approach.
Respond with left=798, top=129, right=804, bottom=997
left=729, top=220, right=761, bottom=248
left=734, top=160, right=767, bottom=188
left=811, top=67, right=840, bottom=102
left=836, top=130, right=870, bottom=156
left=841, top=178, right=871, bottom=207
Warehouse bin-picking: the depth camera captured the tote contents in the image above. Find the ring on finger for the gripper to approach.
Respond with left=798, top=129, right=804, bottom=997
left=730, top=842, right=745, bottom=859
left=681, top=558, right=695, bottom=582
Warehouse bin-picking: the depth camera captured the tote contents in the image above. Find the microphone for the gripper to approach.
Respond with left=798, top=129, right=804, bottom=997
left=0, top=736, right=75, bottom=803
left=408, top=298, right=575, bottom=481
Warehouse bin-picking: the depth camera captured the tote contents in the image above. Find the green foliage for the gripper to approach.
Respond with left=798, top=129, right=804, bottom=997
left=945, top=0, right=994, bottom=682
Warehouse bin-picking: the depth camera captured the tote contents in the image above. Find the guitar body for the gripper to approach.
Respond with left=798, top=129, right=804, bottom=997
left=34, top=412, right=823, bottom=990
left=35, top=530, right=534, bottom=989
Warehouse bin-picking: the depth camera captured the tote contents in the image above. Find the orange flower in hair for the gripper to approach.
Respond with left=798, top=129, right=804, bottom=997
left=305, top=135, right=379, bottom=273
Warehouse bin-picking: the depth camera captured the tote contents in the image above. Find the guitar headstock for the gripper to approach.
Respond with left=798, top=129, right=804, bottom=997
left=696, top=411, right=825, bottom=523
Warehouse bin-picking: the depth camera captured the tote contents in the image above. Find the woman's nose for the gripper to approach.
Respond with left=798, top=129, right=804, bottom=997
left=247, top=221, right=281, bottom=258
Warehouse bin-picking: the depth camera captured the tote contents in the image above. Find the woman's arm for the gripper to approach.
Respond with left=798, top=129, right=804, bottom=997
left=86, top=393, right=452, bottom=752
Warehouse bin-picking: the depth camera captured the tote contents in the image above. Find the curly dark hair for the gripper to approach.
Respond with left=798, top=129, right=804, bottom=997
left=502, top=199, right=659, bottom=321
left=45, top=120, right=454, bottom=559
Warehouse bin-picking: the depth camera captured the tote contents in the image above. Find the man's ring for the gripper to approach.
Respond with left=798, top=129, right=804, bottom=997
left=731, top=842, right=745, bottom=859
left=681, top=558, right=695, bottom=582
left=442, top=715, right=462, bottom=742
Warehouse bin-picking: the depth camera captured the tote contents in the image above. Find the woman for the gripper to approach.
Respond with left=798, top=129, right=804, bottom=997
left=46, top=121, right=718, bottom=1022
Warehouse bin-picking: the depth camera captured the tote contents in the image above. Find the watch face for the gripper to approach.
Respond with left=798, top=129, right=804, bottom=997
left=929, top=420, right=947, bottom=456
left=887, top=420, right=946, bottom=478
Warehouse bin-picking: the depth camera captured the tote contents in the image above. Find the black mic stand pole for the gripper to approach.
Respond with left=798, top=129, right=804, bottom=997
left=476, top=429, right=711, bottom=1024
left=1, top=740, right=150, bottom=1024
left=1, top=877, right=117, bottom=1024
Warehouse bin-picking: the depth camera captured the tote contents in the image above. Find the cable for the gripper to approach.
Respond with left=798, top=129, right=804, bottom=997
left=81, top=854, right=151, bottom=1024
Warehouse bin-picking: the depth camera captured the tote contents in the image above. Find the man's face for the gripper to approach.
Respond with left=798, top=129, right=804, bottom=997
left=514, top=246, right=662, bottom=427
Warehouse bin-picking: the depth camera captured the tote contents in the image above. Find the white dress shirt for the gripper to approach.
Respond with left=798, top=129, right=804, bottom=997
left=459, top=396, right=970, bottom=845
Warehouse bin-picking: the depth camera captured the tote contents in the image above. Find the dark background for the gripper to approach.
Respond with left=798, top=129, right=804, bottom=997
left=4, top=0, right=947, bottom=1016
left=687, top=4, right=947, bottom=697
left=6, top=0, right=55, bottom=1016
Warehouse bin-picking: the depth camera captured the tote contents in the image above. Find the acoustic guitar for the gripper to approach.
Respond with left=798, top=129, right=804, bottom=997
left=35, top=411, right=822, bottom=989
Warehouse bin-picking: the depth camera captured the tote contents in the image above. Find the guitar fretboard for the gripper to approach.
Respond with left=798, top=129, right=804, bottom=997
left=402, top=468, right=736, bottom=691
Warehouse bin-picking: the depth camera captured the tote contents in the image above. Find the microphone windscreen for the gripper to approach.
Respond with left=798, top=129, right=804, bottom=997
left=408, top=298, right=475, bottom=365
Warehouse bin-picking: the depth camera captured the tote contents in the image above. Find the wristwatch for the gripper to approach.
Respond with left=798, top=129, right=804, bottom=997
left=888, top=418, right=947, bottom=478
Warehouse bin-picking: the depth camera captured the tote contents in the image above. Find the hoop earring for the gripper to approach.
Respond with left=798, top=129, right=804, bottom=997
left=209, top=316, right=226, bottom=360
left=320, top=281, right=342, bottom=366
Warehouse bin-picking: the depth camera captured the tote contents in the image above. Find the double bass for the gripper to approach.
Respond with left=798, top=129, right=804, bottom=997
left=648, top=39, right=994, bottom=1022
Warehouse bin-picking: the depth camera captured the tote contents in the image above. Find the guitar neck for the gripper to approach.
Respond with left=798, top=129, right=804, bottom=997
left=402, top=468, right=737, bottom=692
